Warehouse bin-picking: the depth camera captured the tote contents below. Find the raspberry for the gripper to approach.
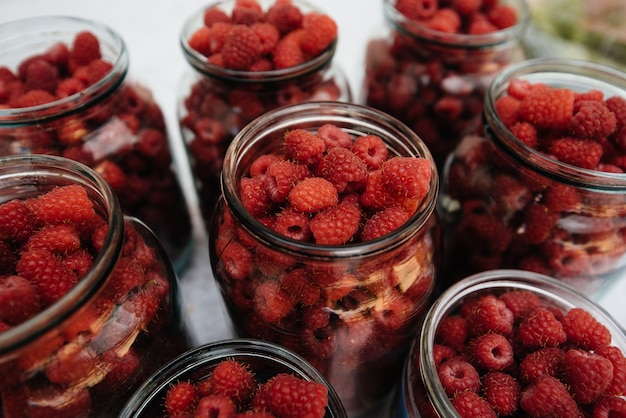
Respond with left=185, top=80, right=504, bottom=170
left=266, top=0, right=303, bottom=34
left=301, top=12, right=337, bottom=56
left=455, top=213, right=513, bottom=255
left=210, top=359, right=257, bottom=405
left=568, top=100, right=617, bottom=139
left=264, top=160, right=308, bottom=203
left=25, top=224, right=80, bottom=253
left=253, top=373, right=328, bottom=418
left=433, top=344, right=458, bottom=368
left=195, top=395, right=238, bottom=417
left=284, top=128, right=325, bottom=163
left=549, top=137, right=603, bottom=169
left=519, top=87, right=575, bottom=130
left=606, top=96, right=626, bottom=130
left=508, top=121, right=538, bottom=148
left=564, top=348, right=614, bottom=404
left=12, top=89, right=56, bottom=107
left=451, top=391, right=496, bottom=418
left=96, top=349, right=141, bottom=393
left=23, top=59, right=57, bottom=94
left=523, top=203, right=559, bottom=244
left=251, top=23, right=281, bottom=55
left=253, top=280, right=296, bottom=323
left=520, top=375, right=581, bottom=417
left=594, top=396, right=626, bottom=417
left=70, top=30, right=101, bottom=68
left=544, top=184, right=581, bottom=213
left=309, top=196, right=361, bottom=245
left=596, top=346, right=626, bottom=396
left=220, top=241, right=253, bottom=280
left=232, top=0, right=264, bottom=25
left=561, top=307, right=611, bottom=350
left=395, top=0, right=438, bottom=19
left=381, top=156, right=431, bottom=201
left=436, top=315, right=468, bottom=352
left=272, top=30, right=305, bottom=69
left=465, top=294, right=514, bottom=337
left=495, top=95, right=521, bottom=127
left=165, top=381, right=198, bottom=416
left=481, top=371, right=520, bottom=416
left=498, top=289, right=541, bottom=321
left=317, top=123, right=353, bottom=149
left=250, top=154, right=279, bottom=177
left=288, top=177, right=338, bottom=213
left=469, top=333, right=514, bottom=371
left=426, top=9, right=462, bottom=33
left=83, top=58, right=113, bottom=85
left=274, top=206, right=311, bottom=241
left=351, top=134, right=388, bottom=169
left=240, top=176, right=271, bottom=218
left=0, top=275, right=41, bottom=325
left=45, top=343, right=98, bottom=386
left=468, top=17, right=498, bottom=35
left=438, top=358, right=481, bottom=396
left=487, top=4, right=518, bottom=29
left=454, top=0, right=483, bottom=17
left=519, top=347, right=566, bottom=384
left=318, top=147, right=368, bottom=193
left=279, top=269, right=320, bottom=306
left=517, top=307, right=567, bottom=349
left=221, top=25, right=263, bottom=70
left=0, top=199, right=35, bottom=242
left=203, top=6, right=230, bottom=27
left=29, top=184, right=96, bottom=225
left=16, top=248, right=78, bottom=306
left=361, top=206, right=409, bottom=241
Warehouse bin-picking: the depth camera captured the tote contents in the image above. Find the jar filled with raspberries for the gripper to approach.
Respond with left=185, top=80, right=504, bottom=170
left=121, top=338, right=347, bottom=417
left=361, top=0, right=530, bottom=170
left=209, top=101, right=441, bottom=416
left=0, top=155, right=190, bottom=417
left=441, top=58, right=626, bottom=293
left=178, top=0, right=352, bottom=226
left=389, top=269, right=626, bottom=418
left=0, top=16, right=193, bottom=272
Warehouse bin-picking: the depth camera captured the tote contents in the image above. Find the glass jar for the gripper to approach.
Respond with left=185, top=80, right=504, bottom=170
left=441, top=58, right=626, bottom=294
left=178, top=0, right=352, bottom=226
left=209, top=101, right=441, bottom=416
left=121, top=338, right=347, bottom=417
left=390, top=269, right=626, bottom=417
left=0, top=16, right=193, bottom=272
left=0, top=155, right=190, bottom=417
left=361, top=0, right=530, bottom=170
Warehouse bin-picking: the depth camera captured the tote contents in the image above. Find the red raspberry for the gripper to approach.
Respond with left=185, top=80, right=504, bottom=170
left=319, top=147, right=368, bottom=193
left=252, top=373, right=328, bottom=418
left=568, top=100, right=617, bottom=139
left=594, top=396, right=626, bottom=417
left=495, top=95, right=521, bottom=127
left=208, top=22, right=233, bottom=55
left=519, top=347, right=566, bottom=384
left=438, top=358, right=481, bottom=396
left=274, top=206, right=311, bottom=242
left=240, top=176, right=271, bottom=218
left=165, top=381, right=198, bottom=416
left=549, top=137, right=603, bottom=169
left=70, top=31, right=101, bottom=68
left=523, top=203, right=559, bottom=244
left=12, top=89, right=56, bottom=107
left=426, top=8, right=462, bottom=33
left=0, top=199, right=35, bottom=242
left=29, top=184, right=96, bottom=225
left=221, top=25, right=263, bottom=70
left=189, top=27, right=213, bottom=57
left=251, top=23, right=281, bottom=55
left=279, top=269, right=320, bottom=306
left=544, top=184, right=581, bottom=212
left=564, top=348, right=614, bottom=404
left=481, top=371, right=520, bottom=416
left=284, top=128, right=325, bottom=164
left=468, top=17, right=499, bottom=35
left=561, top=307, right=611, bottom=350
left=317, top=123, right=353, bottom=149
left=210, top=359, right=257, bottom=405
left=301, top=12, right=337, bottom=56
left=469, top=333, right=514, bottom=371
left=25, top=224, right=80, bottom=253
left=606, top=96, right=626, bottom=130
left=381, top=156, right=431, bottom=201
left=195, top=395, right=238, bottom=417
left=456, top=213, right=513, bottom=255
left=266, top=0, right=303, bottom=34
left=23, top=59, right=57, bottom=94
left=487, top=4, right=518, bottom=29
left=0, top=275, right=41, bottom=325
left=395, top=0, right=438, bottom=20
left=596, top=346, right=626, bottom=396
left=433, top=344, right=458, bottom=368
left=288, top=177, right=338, bottom=213
left=499, top=289, right=541, bottom=321
left=83, top=58, right=113, bottom=85
left=272, top=30, right=305, bottom=69
left=359, top=169, right=389, bottom=211
left=250, top=154, right=279, bottom=177
left=96, top=349, right=141, bottom=393
left=453, top=0, right=482, bottom=16
left=451, top=391, right=496, bottom=418
left=520, top=375, right=581, bottom=417
left=361, top=206, right=409, bottom=241
left=220, top=241, right=253, bottom=281
left=436, top=315, right=468, bottom=352
left=309, top=196, right=361, bottom=245
left=253, top=280, right=296, bottom=323
left=351, top=134, right=388, bottom=169
left=519, top=87, right=575, bottom=130
left=16, top=248, right=78, bottom=306
left=465, top=294, right=514, bottom=337
left=203, top=6, right=230, bottom=27
left=508, top=121, right=538, bottom=148
left=517, top=307, right=567, bottom=349
left=264, top=160, right=309, bottom=203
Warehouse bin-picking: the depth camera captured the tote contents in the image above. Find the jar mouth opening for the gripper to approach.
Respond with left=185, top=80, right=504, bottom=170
left=384, top=0, right=530, bottom=49
left=221, top=101, right=439, bottom=259
left=485, top=58, right=626, bottom=191
left=0, top=155, right=123, bottom=355
left=0, top=15, right=129, bottom=125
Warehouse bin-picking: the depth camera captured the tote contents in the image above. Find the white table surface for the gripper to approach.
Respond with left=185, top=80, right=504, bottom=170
left=1, top=0, right=625, bottom=406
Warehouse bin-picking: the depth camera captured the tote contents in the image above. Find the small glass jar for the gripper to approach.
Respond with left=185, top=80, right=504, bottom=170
left=209, top=101, right=441, bottom=416
left=121, top=338, right=347, bottom=417
left=178, top=0, right=352, bottom=226
left=441, top=58, right=626, bottom=294
left=0, top=155, right=190, bottom=417
left=390, top=269, right=626, bottom=418
left=361, top=0, right=530, bottom=170
left=0, top=16, right=193, bottom=272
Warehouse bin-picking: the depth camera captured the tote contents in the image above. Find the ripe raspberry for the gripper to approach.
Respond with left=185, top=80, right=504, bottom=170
left=288, top=177, right=338, bottom=213
left=240, top=176, right=271, bottom=218
left=465, top=294, right=514, bottom=337
left=264, top=160, right=309, bottom=203
left=544, top=184, right=581, bottom=213
left=0, top=199, right=35, bottom=242
left=195, top=395, right=238, bottom=417
left=361, top=206, right=409, bottom=241
left=426, top=8, right=462, bottom=33
left=509, top=121, right=538, bottom=148
left=12, top=89, right=56, bottom=107
left=16, top=248, right=78, bottom=306
left=272, top=29, right=305, bottom=69
left=436, top=315, right=468, bottom=352
left=499, top=289, right=541, bottom=321
left=29, top=184, right=96, bottom=225
left=301, top=12, right=337, bottom=56
left=210, top=359, right=257, bottom=405
left=454, top=0, right=482, bottom=17
left=279, top=269, right=320, bottom=306
left=70, top=30, right=101, bottom=68
left=319, top=147, right=368, bottom=193
left=519, top=87, right=575, bottom=130
left=381, top=156, right=431, bottom=201
left=266, top=0, right=303, bottom=34
left=519, top=347, right=566, bottom=384
left=606, top=96, right=626, bottom=130
left=220, top=241, right=253, bottom=281
left=487, top=4, right=518, bottom=29
left=284, top=128, right=325, bottom=163
left=310, top=196, right=361, bottom=245
left=96, top=349, right=141, bottom=393
left=352, top=134, right=388, bottom=169
left=253, top=280, right=296, bottom=323
left=0, top=275, right=41, bottom=325
left=451, top=391, right=496, bottom=418
left=274, top=206, right=311, bottom=242
left=568, top=100, right=617, bottom=139
left=203, top=6, right=230, bottom=27
left=481, top=371, right=520, bottom=416
left=456, top=213, right=513, bottom=255
left=165, top=381, right=198, bottom=416
left=250, top=154, right=279, bottom=177
left=520, top=375, right=581, bottom=417
left=251, top=23, right=281, bottom=55
left=596, top=346, right=626, bottom=396
left=564, top=348, right=614, bottom=404
left=517, top=307, right=567, bottom=349
left=523, top=203, right=559, bottom=244
left=549, top=137, right=603, bottom=169
left=594, top=396, right=626, bottom=417
left=232, top=0, right=264, bottom=25
left=395, top=0, right=438, bottom=20
left=221, top=25, right=263, bottom=70
left=252, top=373, right=328, bottom=418
left=438, top=358, right=481, bottom=396
left=495, top=95, right=521, bottom=127
left=317, top=123, right=353, bottom=149
left=561, top=307, right=611, bottom=350
left=469, top=333, right=514, bottom=371
left=23, top=59, right=57, bottom=94
left=433, top=344, right=458, bottom=368
left=25, top=224, right=81, bottom=253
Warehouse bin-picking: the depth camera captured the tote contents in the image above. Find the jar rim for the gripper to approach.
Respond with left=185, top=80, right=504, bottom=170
left=179, top=0, right=338, bottom=83
left=221, top=101, right=439, bottom=259
left=0, top=154, right=124, bottom=355
left=484, top=57, right=626, bottom=191
left=383, top=0, right=531, bottom=49
left=0, top=15, right=129, bottom=126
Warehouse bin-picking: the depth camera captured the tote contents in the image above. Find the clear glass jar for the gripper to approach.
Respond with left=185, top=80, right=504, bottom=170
left=441, top=58, right=626, bottom=294
left=361, top=0, right=530, bottom=170
left=178, top=0, right=352, bottom=226
left=208, top=101, right=441, bottom=416
left=0, top=155, right=190, bottom=417
left=0, top=16, right=193, bottom=272
left=121, top=338, right=347, bottom=417
left=390, top=269, right=626, bottom=417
